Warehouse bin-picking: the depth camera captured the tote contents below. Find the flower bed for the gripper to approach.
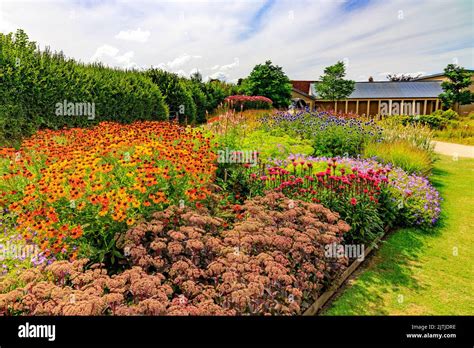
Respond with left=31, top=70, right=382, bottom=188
left=0, top=192, right=350, bottom=315
left=253, top=155, right=441, bottom=230
left=260, top=111, right=382, bottom=157
left=0, top=122, right=217, bottom=265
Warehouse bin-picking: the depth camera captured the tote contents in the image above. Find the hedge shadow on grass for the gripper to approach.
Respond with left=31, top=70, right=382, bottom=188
left=320, top=228, right=429, bottom=315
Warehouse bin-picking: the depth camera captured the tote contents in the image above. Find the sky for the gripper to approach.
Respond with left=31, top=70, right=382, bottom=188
left=0, top=0, right=473, bottom=82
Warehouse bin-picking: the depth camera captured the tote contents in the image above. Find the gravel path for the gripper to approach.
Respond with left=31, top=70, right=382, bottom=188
left=433, top=140, right=474, bottom=158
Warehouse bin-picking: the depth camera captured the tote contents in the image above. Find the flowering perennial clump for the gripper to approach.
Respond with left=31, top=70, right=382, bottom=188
left=0, top=192, right=350, bottom=316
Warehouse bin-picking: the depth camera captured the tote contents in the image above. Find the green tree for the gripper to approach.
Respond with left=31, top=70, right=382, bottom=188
left=439, top=64, right=474, bottom=111
left=315, top=61, right=355, bottom=101
left=244, top=60, right=292, bottom=108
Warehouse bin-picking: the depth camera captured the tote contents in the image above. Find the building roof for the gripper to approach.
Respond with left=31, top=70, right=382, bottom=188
left=308, top=81, right=443, bottom=99
left=291, top=80, right=315, bottom=94
left=414, top=70, right=474, bottom=81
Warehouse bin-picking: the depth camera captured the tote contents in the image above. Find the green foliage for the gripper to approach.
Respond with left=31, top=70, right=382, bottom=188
left=411, top=114, right=447, bottom=129
left=312, top=123, right=368, bottom=157
left=201, top=80, right=228, bottom=112
left=364, top=141, right=433, bottom=176
left=396, top=109, right=460, bottom=130
left=377, top=117, right=435, bottom=155
left=0, top=30, right=168, bottom=146
left=315, top=61, right=355, bottom=101
left=146, top=69, right=196, bottom=124
left=433, top=117, right=474, bottom=145
left=432, top=108, right=459, bottom=120
left=184, top=80, right=208, bottom=124
left=244, top=60, right=292, bottom=108
left=439, top=64, right=474, bottom=109
left=241, top=129, right=314, bottom=160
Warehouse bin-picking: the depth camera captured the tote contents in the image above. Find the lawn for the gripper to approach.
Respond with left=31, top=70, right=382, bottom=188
left=322, top=155, right=474, bottom=315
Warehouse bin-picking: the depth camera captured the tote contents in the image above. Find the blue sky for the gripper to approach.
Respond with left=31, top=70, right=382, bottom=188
left=0, top=0, right=472, bottom=82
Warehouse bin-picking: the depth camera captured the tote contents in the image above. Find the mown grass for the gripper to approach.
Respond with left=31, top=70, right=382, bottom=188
left=322, top=155, right=474, bottom=315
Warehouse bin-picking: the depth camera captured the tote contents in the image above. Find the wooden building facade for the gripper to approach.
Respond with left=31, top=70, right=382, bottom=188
left=291, top=72, right=474, bottom=116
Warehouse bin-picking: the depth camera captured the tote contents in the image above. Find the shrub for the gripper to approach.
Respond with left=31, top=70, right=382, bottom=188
left=224, top=95, right=273, bottom=110
left=0, top=192, right=351, bottom=315
left=411, top=114, right=448, bottom=129
left=394, top=109, right=460, bottom=130
left=364, top=141, right=433, bottom=176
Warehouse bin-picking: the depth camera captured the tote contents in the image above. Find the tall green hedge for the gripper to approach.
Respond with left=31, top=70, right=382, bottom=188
left=146, top=69, right=196, bottom=124
left=0, top=29, right=239, bottom=146
left=0, top=30, right=168, bottom=146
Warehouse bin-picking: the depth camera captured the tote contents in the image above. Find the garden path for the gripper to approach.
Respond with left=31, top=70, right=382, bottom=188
left=433, top=140, right=474, bottom=158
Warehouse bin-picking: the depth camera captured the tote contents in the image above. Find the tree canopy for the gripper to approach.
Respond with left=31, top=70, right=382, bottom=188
left=244, top=60, right=292, bottom=108
left=439, top=64, right=474, bottom=110
left=315, top=61, right=355, bottom=101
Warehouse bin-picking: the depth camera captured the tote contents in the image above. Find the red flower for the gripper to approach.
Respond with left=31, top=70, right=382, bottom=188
left=350, top=198, right=357, bottom=206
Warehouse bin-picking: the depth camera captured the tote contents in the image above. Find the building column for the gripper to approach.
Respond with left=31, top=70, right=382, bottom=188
left=378, top=100, right=381, bottom=118
left=401, top=100, right=404, bottom=115
left=345, top=100, right=348, bottom=113
left=367, top=100, right=370, bottom=116
left=356, top=100, right=359, bottom=114
left=412, top=100, right=416, bottom=115
left=389, top=100, right=392, bottom=116
left=423, top=100, right=427, bottom=115
left=435, top=99, right=439, bottom=111
left=334, top=101, right=337, bottom=112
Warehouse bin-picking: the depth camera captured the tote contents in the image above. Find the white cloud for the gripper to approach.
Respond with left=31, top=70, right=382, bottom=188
left=0, top=6, right=16, bottom=33
left=90, top=45, right=137, bottom=69
left=166, top=54, right=202, bottom=70
left=206, top=71, right=229, bottom=82
left=1, top=0, right=472, bottom=82
left=115, top=28, right=150, bottom=43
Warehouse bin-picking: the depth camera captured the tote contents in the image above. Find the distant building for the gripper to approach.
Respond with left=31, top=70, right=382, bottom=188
left=291, top=71, right=474, bottom=116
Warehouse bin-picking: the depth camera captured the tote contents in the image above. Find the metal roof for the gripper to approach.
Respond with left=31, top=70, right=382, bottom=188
left=413, top=70, right=473, bottom=81
left=309, top=81, right=443, bottom=99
